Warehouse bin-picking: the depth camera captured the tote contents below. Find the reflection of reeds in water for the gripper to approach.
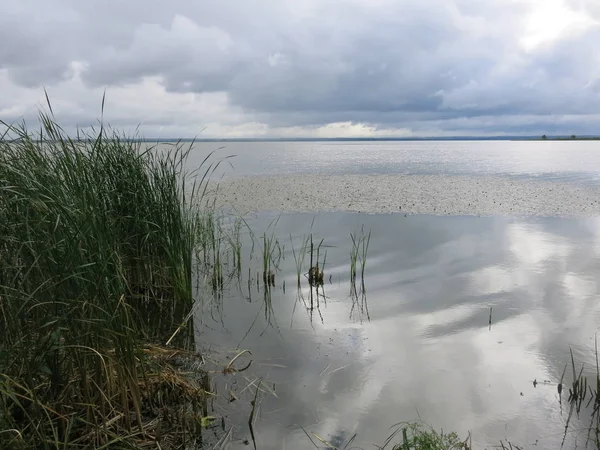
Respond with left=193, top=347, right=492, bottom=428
left=290, top=227, right=329, bottom=312
left=350, top=281, right=370, bottom=322
left=307, top=234, right=329, bottom=314
left=238, top=228, right=285, bottom=339
left=350, top=236, right=358, bottom=284
left=290, top=218, right=315, bottom=289
left=308, top=234, right=326, bottom=287
left=255, top=227, right=284, bottom=330
left=261, top=228, right=282, bottom=289
left=293, top=279, right=327, bottom=326
left=350, top=226, right=371, bottom=285
left=291, top=232, right=310, bottom=288
left=262, top=280, right=277, bottom=327
left=196, top=213, right=247, bottom=301
left=225, top=216, right=244, bottom=281
left=558, top=341, right=600, bottom=449
left=349, top=227, right=371, bottom=321
left=236, top=284, right=279, bottom=347
left=289, top=225, right=376, bottom=325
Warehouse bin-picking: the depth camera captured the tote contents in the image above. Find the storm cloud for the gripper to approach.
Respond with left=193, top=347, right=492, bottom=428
left=1, top=0, right=600, bottom=137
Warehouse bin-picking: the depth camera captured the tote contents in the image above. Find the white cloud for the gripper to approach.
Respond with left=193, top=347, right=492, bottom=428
left=520, top=0, right=599, bottom=52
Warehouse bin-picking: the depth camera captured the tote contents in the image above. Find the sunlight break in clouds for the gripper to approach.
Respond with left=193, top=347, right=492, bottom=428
left=520, top=0, right=599, bottom=51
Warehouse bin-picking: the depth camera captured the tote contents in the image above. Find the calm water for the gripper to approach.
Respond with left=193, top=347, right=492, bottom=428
left=187, top=140, right=600, bottom=185
left=189, top=141, right=600, bottom=449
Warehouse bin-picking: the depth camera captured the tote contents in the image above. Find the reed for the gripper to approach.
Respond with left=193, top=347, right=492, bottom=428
left=0, top=105, right=230, bottom=448
left=350, top=233, right=359, bottom=284
left=291, top=233, right=309, bottom=288
left=359, top=226, right=371, bottom=281
left=307, top=234, right=325, bottom=287
left=261, top=233, right=280, bottom=288
left=350, top=226, right=371, bottom=285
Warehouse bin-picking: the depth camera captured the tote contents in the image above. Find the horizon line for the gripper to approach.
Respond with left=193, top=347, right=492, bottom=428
left=125, top=135, right=600, bottom=142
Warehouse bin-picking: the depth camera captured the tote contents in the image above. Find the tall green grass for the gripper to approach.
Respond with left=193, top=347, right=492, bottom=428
left=0, top=109, right=227, bottom=448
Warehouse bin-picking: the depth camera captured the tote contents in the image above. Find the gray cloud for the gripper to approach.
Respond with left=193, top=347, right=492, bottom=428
left=1, top=0, right=600, bottom=136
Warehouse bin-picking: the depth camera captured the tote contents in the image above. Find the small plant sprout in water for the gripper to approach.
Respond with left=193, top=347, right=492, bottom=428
left=350, top=225, right=371, bottom=285
left=197, top=213, right=246, bottom=294
left=226, top=216, right=244, bottom=278
left=290, top=218, right=316, bottom=288
left=290, top=233, right=309, bottom=288
left=289, top=227, right=329, bottom=313
left=308, top=234, right=326, bottom=287
left=261, top=227, right=282, bottom=289
left=552, top=344, right=600, bottom=449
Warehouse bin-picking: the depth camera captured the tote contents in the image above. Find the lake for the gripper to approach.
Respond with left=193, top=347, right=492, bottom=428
left=188, top=140, right=600, bottom=185
left=189, top=140, right=600, bottom=449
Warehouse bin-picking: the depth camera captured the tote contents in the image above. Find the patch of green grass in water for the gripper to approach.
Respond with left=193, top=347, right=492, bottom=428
left=386, top=422, right=471, bottom=450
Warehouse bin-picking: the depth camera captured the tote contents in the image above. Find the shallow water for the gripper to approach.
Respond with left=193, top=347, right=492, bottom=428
left=197, top=212, right=600, bottom=449
left=212, top=173, right=600, bottom=217
left=202, top=140, right=600, bottom=218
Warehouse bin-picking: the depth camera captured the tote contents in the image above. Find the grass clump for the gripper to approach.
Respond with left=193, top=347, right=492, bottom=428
left=310, top=421, right=470, bottom=450
left=307, top=234, right=325, bottom=287
left=383, top=422, right=471, bottom=450
left=0, top=107, right=226, bottom=448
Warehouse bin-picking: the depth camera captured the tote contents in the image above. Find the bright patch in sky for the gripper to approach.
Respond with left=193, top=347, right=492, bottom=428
left=521, top=0, right=598, bottom=51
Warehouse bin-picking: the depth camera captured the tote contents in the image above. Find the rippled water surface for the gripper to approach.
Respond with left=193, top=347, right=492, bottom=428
left=187, top=140, right=600, bottom=185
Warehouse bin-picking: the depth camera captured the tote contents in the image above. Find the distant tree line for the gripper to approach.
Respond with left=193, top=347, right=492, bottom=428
left=540, top=134, right=600, bottom=140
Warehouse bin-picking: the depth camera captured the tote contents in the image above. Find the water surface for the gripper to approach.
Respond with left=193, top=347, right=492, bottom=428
left=197, top=212, right=600, bottom=449
left=187, top=140, right=600, bottom=185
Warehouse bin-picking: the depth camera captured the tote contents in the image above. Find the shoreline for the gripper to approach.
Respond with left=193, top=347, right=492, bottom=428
left=212, top=173, right=600, bottom=218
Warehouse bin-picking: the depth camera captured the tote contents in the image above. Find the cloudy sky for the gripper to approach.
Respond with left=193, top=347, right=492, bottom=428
left=2, top=0, right=600, bottom=138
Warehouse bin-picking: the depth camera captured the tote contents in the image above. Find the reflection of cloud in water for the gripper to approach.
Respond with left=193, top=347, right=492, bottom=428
left=508, top=222, right=571, bottom=266
left=300, top=312, right=557, bottom=448
left=305, top=312, right=563, bottom=448
left=562, top=273, right=597, bottom=317
left=202, top=213, right=600, bottom=449
left=469, top=266, right=522, bottom=295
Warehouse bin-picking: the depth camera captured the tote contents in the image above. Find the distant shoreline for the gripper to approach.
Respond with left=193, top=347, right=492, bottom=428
left=6, top=136, right=599, bottom=143
left=139, top=136, right=600, bottom=143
